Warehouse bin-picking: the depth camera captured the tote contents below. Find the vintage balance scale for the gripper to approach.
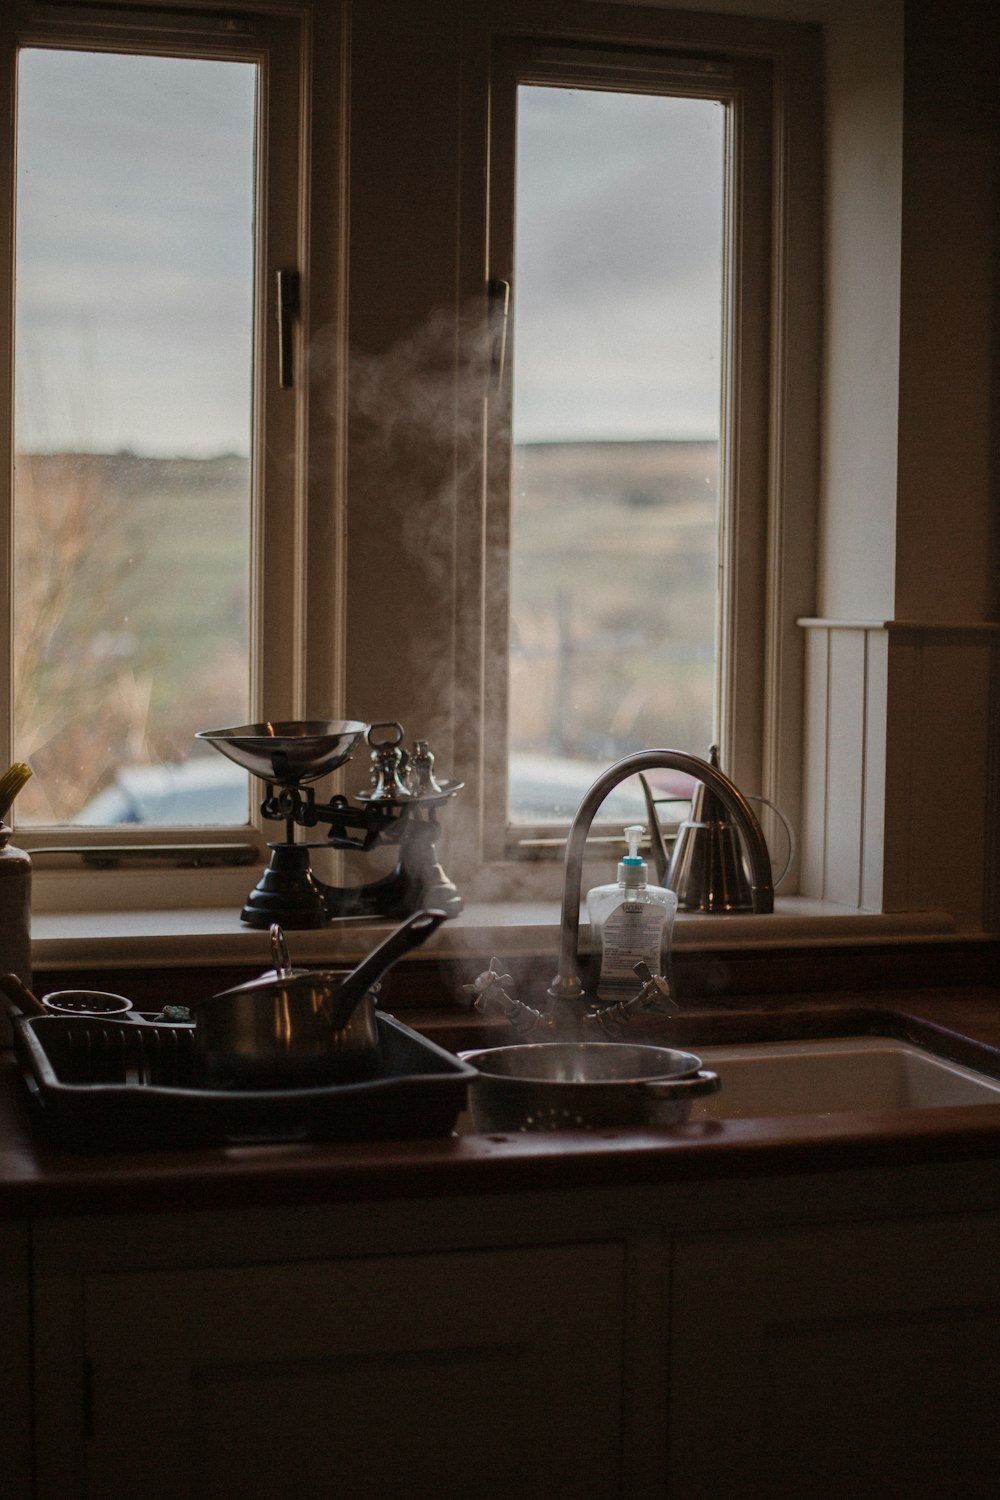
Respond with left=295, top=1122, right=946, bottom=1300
left=197, top=720, right=463, bottom=929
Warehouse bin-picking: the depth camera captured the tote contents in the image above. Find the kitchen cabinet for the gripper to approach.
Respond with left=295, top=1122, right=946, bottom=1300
left=32, top=1222, right=628, bottom=1500
left=668, top=1214, right=1000, bottom=1499
left=24, top=1162, right=1000, bottom=1500
left=0, top=1223, right=31, bottom=1496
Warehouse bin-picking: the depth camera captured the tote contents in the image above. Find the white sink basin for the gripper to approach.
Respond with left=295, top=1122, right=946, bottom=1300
left=689, top=1036, right=1000, bottom=1121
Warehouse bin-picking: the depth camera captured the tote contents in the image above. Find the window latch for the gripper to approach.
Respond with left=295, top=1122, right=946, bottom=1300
left=488, top=278, right=510, bottom=393
left=275, top=268, right=300, bottom=389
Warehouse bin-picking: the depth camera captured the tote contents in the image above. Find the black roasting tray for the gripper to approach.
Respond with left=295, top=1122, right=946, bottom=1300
left=12, top=1010, right=475, bottom=1150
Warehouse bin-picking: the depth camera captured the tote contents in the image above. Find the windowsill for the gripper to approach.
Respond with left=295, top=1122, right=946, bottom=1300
left=30, top=898, right=960, bottom=973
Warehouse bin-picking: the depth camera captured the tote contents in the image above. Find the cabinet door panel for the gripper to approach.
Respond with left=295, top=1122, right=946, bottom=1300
left=0, top=1225, right=31, bottom=1500
left=81, top=1242, right=624, bottom=1500
left=668, top=1214, right=1000, bottom=1500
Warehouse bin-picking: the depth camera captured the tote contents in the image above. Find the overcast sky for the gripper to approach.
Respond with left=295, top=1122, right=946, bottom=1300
left=15, top=48, right=255, bottom=457
left=514, top=85, right=725, bottom=444
left=14, top=49, right=725, bottom=457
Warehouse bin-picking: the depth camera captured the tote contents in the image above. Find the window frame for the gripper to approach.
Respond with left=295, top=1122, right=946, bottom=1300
left=0, top=0, right=348, bottom=914
left=0, top=0, right=821, bottom=920
left=450, top=1, right=821, bottom=900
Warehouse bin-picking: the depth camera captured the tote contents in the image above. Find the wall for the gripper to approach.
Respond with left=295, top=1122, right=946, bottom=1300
left=896, top=0, right=999, bottom=625
left=818, top=2, right=903, bottom=621
left=801, top=1, right=1000, bottom=929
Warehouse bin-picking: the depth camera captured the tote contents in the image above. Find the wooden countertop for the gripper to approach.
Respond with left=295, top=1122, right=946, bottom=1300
left=5, top=985, right=1000, bottom=1220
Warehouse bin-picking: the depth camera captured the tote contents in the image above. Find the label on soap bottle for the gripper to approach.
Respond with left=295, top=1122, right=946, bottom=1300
left=597, top=898, right=666, bottom=1001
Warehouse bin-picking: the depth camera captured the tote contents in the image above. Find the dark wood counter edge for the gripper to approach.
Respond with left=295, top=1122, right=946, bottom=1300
left=4, top=985, right=1000, bottom=1220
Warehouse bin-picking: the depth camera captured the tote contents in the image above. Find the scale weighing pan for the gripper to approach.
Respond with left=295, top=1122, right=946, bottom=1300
left=196, top=721, right=369, bottom=784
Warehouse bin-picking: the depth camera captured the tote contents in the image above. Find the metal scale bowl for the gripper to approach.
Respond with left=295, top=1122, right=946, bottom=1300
left=197, top=720, right=463, bottom=929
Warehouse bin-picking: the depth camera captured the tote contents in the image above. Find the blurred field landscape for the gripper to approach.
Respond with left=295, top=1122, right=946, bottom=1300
left=13, top=440, right=718, bottom=823
left=14, top=450, right=250, bottom=822
left=511, top=438, right=719, bottom=764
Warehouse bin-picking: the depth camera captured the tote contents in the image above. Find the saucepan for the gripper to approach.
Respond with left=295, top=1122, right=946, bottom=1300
left=192, top=908, right=449, bottom=1087
left=458, top=1041, right=720, bottom=1132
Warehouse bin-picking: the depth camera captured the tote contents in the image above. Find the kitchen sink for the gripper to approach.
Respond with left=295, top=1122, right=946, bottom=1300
left=687, top=1036, right=1000, bottom=1121
left=435, top=1010, right=1000, bottom=1133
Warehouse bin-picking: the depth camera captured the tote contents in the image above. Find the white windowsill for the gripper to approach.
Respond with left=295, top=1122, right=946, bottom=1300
left=29, top=898, right=959, bottom=973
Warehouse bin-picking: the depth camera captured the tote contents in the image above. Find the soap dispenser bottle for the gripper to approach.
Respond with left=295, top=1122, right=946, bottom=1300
left=586, top=824, right=678, bottom=1003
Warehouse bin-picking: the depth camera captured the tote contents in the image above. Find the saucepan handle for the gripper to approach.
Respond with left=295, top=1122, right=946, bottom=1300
left=321, top=908, right=450, bottom=1029
left=270, top=923, right=293, bottom=980
left=0, top=971, right=47, bottom=1017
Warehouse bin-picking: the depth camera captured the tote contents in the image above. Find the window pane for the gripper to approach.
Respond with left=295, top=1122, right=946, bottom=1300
left=509, top=86, right=725, bottom=823
left=13, top=48, right=255, bottom=826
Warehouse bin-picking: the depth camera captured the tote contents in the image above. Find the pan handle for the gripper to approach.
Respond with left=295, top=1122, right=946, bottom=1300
left=321, top=909, right=450, bottom=1029
left=0, top=971, right=47, bottom=1016
left=270, top=924, right=293, bottom=980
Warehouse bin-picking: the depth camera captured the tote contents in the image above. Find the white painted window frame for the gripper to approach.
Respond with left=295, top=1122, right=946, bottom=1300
left=449, top=2, right=821, bottom=902
left=0, top=0, right=348, bottom=914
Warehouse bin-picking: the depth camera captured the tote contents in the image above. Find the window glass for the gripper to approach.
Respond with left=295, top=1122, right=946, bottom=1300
left=508, top=85, right=725, bottom=824
left=13, top=47, right=255, bottom=826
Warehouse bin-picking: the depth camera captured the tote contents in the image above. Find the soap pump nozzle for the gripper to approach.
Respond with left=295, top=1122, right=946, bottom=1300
left=618, top=824, right=648, bottom=888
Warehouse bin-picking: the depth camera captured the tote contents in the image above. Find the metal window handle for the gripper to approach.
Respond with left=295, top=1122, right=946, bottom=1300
left=275, top=268, right=300, bottom=389
left=488, top=277, right=510, bottom=392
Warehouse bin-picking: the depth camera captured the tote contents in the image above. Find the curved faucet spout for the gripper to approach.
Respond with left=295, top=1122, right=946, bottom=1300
left=548, top=748, right=774, bottom=1006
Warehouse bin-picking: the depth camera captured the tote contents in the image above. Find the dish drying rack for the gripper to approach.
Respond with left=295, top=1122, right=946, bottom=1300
left=13, top=1010, right=475, bottom=1150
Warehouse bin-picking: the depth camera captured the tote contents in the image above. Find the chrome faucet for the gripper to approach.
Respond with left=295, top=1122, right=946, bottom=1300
left=548, top=748, right=774, bottom=1009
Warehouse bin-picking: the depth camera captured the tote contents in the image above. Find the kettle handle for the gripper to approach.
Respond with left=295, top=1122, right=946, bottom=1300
left=747, top=794, right=796, bottom=890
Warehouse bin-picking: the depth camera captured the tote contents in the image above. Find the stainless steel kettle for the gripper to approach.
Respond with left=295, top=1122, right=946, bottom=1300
left=665, top=745, right=756, bottom=912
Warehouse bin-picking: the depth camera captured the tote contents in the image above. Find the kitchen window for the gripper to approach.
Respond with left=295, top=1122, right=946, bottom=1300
left=452, top=9, right=820, bottom=893
left=505, top=76, right=727, bottom=829
left=1, top=1, right=346, bottom=912
left=1, top=0, right=819, bottom=922
left=14, top=45, right=256, bottom=827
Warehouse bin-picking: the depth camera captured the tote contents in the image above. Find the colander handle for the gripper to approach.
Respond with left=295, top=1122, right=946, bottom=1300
left=642, top=1069, right=720, bottom=1101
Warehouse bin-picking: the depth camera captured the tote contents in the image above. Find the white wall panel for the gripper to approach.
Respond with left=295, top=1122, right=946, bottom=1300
left=802, top=618, right=999, bottom=929
left=824, top=627, right=868, bottom=905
